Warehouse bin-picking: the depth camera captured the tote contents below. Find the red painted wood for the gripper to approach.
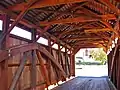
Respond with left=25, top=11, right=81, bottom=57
left=0, top=14, right=10, bottom=90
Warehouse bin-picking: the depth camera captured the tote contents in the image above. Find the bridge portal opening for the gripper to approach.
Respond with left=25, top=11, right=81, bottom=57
left=75, top=48, right=108, bottom=77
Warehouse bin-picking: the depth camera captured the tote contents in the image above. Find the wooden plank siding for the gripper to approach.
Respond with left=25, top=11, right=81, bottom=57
left=6, top=37, right=73, bottom=90
left=108, top=42, right=120, bottom=90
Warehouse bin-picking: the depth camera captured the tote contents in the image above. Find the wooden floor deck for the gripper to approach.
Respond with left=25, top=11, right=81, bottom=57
left=52, top=76, right=116, bottom=90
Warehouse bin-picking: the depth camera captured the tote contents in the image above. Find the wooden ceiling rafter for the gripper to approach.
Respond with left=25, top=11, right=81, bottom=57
left=71, top=40, right=107, bottom=46
left=76, top=6, right=99, bottom=18
left=73, top=42, right=107, bottom=54
left=86, top=1, right=108, bottom=14
left=0, top=5, right=72, bottom=49
left=59, top=27, right=114, bottom=40
left=96, top=22, right=106, bottom=28
left=0, top=0, right=119, bottom=52
left=106, top=16, right=120, bottom=51
left=58, top=21, right=102, bottom=38
left=84, top=28, right=113, bottom=33
left=39, top=4, right=71, bottom=22
left=63, top=37, right=103, bottom=41
left=74, top=43, right=107, bottom=50
left=39, top=14, right=116, bottom=26
left=98, top=0, right=120, bottom=15
left=93, top=33, right=109, bottom=44
left=100, top=20, right=118, bottom=36
left=0, top=0, right=40, bottom=43
left=59, top=27, right=112, bottom=40
left=35, top=1, right=89, bottom=22
left=9, top=0, right=88, bottom=11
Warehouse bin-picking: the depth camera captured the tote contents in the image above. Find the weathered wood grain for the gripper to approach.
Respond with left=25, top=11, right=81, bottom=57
left=52, top=77, right=116, bottom=90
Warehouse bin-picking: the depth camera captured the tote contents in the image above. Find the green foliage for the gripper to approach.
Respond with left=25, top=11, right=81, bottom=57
left=90, top=48, right=107, bottom=64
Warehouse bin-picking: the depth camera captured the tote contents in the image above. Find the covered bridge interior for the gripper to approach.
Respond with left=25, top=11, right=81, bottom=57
left=0, top=0, right=119, bottom=90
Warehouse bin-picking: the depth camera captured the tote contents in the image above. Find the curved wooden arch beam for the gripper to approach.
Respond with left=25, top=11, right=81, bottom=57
left=9, top=0, right=88, bottom=11
left=0, top=43, right=66, bottom=77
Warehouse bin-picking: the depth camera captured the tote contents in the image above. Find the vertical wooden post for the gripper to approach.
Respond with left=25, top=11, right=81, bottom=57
left=70, top=49, right=75, bottom=76
left=58, top=43, right=60, bottom=63
left=58, top=42, right=65, bottom=82
left=117, top=16, right=120, bottom=89
left=0, top=14, right=10, bottom=90
left=110, top=48, right=114, bottom=82
left=117, top=46, right=120, bottom=89
left=65, top=47, right=68, bottom=76
left=30, top=29, right=37, bottom=90
left=107, top=51, right=112, bottom=77
left=48, top=38, right=52, bottom=84
left=65, top=47, right=70, bottom=77
left=58, top=43, right=64, bottom=70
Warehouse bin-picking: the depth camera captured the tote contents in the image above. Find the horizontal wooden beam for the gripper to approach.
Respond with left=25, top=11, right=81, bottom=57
left=73, top=43, right=107, bottom=51
left=73, top=40, right=106, bottom=45
left=73, top=44, right=103, bottom=49
left=64, top=37, right=102, bottom=41
left=84, top=28, right=112, bottom=33
left=9, top=0, right=88, bottom=11
left=58, top=22, right=96, bottom=38
left=40, top=14, right=116, bottom=26
left=8, top=63, right=41, bottom=67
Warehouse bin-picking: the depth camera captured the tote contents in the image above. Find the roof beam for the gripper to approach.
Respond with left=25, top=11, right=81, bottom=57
left=9, top=0, right=88, bottom=11
left=0, top=6, right=71, bottom=49
left=58, top=22, right=95, bottom=38
left=64, top=37, right=102, bottom=41
left=77, top=7, right=99, bottom=17
left=99, top=0, right=120, bottom=15
left=74, top=43, right=106, bottom=47
left=84, top=28, right=112, bottom=33
left=106, top=17, right=120, bottom=51
left=74, top=40, right=107, bottom=45
left=74, top=43, right=105, bottom=49
left=40, top=14, right=116, bottom=26
left=101, top=20, right=118, bottom=36
left=71, top=41, right=107, bottom=48
left=73, top=41, right=107, bottom=53
left=34, top=2, right=88, bottom=19
left=58, top=28, right=111, bottom=39
left=74, top=43, right=107, bottom=51
left=0, top=0, right=39, bottom=44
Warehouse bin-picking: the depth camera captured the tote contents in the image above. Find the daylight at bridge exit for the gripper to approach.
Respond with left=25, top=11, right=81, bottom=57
left=0, top=0, right=119, bottom=90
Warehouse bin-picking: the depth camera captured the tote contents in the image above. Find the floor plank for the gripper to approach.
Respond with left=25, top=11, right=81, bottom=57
left=52, top=76, right=116, bottom=90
